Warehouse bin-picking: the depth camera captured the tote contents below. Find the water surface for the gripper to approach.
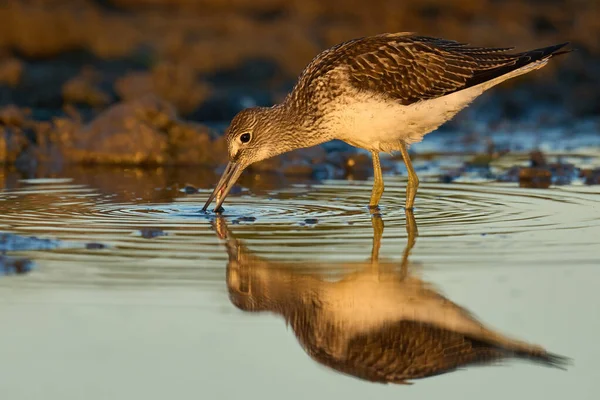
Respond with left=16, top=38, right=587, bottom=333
left=0, top=166, right=599, bottom=399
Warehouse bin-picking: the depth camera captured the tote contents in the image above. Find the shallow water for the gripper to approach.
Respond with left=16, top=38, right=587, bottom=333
left=1, top=165, right=599, bottom=399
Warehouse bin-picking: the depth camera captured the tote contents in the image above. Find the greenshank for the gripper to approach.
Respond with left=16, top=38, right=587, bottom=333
left=202, top=33, right=569, bottom=212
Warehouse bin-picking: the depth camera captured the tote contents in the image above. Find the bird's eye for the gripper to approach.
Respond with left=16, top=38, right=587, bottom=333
left=239, top=133, right=251, bottom=144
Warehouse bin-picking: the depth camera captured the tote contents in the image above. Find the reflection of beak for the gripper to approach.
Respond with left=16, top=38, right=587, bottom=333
left=211, top=216, right=241, bottom=262
left=202, top=162, right=244, bottom=213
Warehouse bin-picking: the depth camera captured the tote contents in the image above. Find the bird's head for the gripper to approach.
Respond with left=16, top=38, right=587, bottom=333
left=202, top=106, right=295, bottom=212
left=225, top=107, right=280, bottom=166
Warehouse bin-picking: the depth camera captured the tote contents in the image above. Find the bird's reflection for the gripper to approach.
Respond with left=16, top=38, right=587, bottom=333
left=213, top=211, right=567, bottom=384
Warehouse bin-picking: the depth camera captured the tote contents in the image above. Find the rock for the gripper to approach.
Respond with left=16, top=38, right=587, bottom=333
left=169, top=121, right=228, bottom=165
left=439, top=167, right=463, bottom=183
left=233, top=216, right=256, bottom=224
left=282, top=160, right=315, bottom=176
left=63, top=96, right=171, bottom=165
left=250, top=146, right=327, bottom=173
left=60, top=96, right=225, bottom=165
left=581, top=168, right=600, bottom=185
left=62, top=67, right=112, bottom=107
left=115, top=62, right=211, bottom=116
left=0, top=125, right=29, bottom=165
left=468, top=154, right=494, bottom=168
left=85, top=242, right=106, bottom=250
left=548, top=161, right=577, bottom=186
left=0, top=57, right=23, bottom=87
left=181, top=185, right=198, bottom=194
left=310, top=163, right=334, bottom=180
left=497, top=166, right=521, bottom=183
left=288, top=146, right=327, bottom=164
left=0, top=255, right=34, bottom=276
left=529, top=150, right=547, bottom=168
left=526, top=150, right=577, bottom=185
left=229, top=185, right=244, bottom=196
left=0, top=105, right=29, bottom=127
left=139, top=228, right=167, bottom=239
left=519, top=167, right=552, bottom=188
left=0, top=106, right=31, bottom=165
left=250, top=156, right=282, bottom=172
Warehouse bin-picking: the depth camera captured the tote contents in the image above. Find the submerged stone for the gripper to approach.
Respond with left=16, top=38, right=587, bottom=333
left=0, top=232, right=62, bottom=252
left=519, top=167, right=552, bottom=188
left=0, top=255, right=34, bottom=276
left=182, top=185, right=198, bottom=194
left=498, top=166, right=521, bottom=183
left=530, top=150, right=548, bottom=168
left=581, top=168, right=600, bottom=185
left=549, top=161, right=577, bottom=186
left=139, top=228, right=167, bottom=239
left=85, top=242, right=106, bottom=250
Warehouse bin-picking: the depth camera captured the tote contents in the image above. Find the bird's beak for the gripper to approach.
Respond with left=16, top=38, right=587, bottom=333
left=202, top=161, right=244, bottom=213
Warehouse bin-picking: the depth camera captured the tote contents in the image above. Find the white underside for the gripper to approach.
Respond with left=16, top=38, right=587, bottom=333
left=324, top=59, right=549, bottom=153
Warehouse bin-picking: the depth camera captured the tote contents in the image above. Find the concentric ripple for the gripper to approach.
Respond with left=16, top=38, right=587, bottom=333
left=1, top=174, right=599, bottom=288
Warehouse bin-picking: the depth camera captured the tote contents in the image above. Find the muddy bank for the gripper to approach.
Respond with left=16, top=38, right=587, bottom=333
left=1, top=0, right=599, bottom=174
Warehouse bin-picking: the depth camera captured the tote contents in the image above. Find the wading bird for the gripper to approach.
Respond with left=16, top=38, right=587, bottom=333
left=203, top=33, right=569, bottom=213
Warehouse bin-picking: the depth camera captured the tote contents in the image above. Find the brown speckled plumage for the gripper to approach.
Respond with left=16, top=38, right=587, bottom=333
left=287, top=33, right=569, bottom=113
left=202, top=32, right=570, bottom=212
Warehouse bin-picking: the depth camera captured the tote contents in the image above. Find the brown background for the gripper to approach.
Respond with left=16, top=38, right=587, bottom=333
left=1, top=0, right=598, bottom=167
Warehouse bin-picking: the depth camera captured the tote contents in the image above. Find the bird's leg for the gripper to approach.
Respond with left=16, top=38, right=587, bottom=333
left=399, top=142, right=419, bottom=210
left=399, top=209, right=418, bottom=279
left=369, top=151, right=384, bottom=210
left=370, top=212, right=384, bottom=264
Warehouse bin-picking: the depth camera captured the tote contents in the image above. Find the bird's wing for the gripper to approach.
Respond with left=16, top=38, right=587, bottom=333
left=339, top=34, right=567, bottom=105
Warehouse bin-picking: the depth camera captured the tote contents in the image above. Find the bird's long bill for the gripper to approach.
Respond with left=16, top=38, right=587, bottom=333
left=202, top=162, right=243, bottom=213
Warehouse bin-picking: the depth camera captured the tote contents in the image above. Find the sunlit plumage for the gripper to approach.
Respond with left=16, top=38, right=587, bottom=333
left=202, top=33, right=570, bottom=213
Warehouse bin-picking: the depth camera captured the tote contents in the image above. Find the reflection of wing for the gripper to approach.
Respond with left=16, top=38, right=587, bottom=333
left=306, top=320, right=566, bottom=384
left=219, top=214, right=570, bottom=385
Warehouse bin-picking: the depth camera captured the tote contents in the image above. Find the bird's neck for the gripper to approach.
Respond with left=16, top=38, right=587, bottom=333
left=267, top=102, right=331, bottom=151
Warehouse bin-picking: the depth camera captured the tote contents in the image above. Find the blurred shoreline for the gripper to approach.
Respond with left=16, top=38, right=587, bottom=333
left=1, top=0, right=599, bottom=181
